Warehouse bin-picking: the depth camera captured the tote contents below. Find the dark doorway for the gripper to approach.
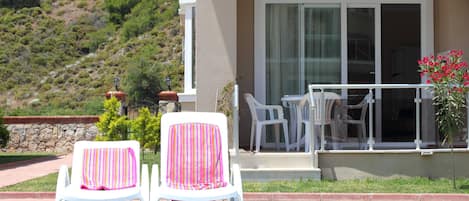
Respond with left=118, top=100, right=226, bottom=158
left=381, top=4, right=421, bottom=142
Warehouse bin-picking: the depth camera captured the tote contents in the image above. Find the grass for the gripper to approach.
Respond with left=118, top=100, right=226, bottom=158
left=0, top=171, right=59, bottom=192
left=0, top=151, right=159, bottom=192
left=244, top=178, right=469, bottom=193
left=3, top=151, right=469, bottom=193
left=0, top=152, right=56, bottom=165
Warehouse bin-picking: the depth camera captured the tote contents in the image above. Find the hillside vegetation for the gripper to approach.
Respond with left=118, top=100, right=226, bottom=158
left=0, top=0, right=183, bottom=115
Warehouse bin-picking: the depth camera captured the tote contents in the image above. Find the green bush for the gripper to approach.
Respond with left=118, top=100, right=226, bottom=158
left=77, top=1, right=87, bottom=8
left=84, top=24, right=116, bottom=52
left=104, top=0, right=139, bottom=25
left=121, top=0, right=155, bottom=41
left=0, top=110, right=9, bottom=148
left=95, top=97, right=129, bottom=141
left=0, top=0, right=41, bottom=8
left=124, top=58, right=163, bottom=107
left=57, top=9, right=65, bottom=16
left=130, top=107, right=160, bottom=150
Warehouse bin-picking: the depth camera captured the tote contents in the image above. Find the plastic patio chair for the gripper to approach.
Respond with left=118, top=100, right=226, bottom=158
left=55, top=140, right=149, bottom=201
left=341, top=93, right=371, bottom=149
left=297, top=92, right=341, bottom=151
left=150, top=112, right=243, bottom=201
left=244, top=93, right=290, bottom=152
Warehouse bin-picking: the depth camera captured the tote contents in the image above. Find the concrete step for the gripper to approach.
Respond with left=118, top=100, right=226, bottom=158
left=231, top=150, right=320, bottom=181
left=235, top=151, right=315, bottom=169
left=241, top=167, right=321, bottom=182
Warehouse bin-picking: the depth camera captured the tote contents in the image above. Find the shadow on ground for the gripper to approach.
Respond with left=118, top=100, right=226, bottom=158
left=0, top=155, right=58, bottom=171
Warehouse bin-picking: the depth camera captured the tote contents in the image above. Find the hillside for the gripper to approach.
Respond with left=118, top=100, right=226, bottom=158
left=0, top=0, right=183, bottom=115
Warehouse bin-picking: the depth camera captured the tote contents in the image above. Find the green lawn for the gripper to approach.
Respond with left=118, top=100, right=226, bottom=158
left=0, top=152, right=159, bottom=192
left=0, top=171, right=59, bottom=192
left=0, top=152, right=56, bottom=165
left=3, top=151, right=469, bottom=193
left=244, top=178, right=469, bottom=193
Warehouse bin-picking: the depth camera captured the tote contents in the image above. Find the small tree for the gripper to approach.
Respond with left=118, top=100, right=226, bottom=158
left=419, top=49, right=469, bottom=189
left=96, top=97, right=130, bottom=141
left=130, top=107, right=160, bottom=151
left=124, top=58, right=163, bottom=108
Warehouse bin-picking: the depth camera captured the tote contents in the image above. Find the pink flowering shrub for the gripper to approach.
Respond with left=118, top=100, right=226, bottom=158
left=419, top=50, right=469, bottom=143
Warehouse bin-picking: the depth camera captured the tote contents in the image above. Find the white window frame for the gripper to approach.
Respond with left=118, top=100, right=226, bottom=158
left=184, top=5, right=196, bottom=94
left=254, top=0, right=434, bottom=104
left=179, top=1, right=197, bottom=102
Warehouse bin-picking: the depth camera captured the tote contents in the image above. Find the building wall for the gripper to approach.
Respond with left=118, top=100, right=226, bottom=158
left=435, top=0, right=469, bottom=55
left=319, top=150, right=469, bottom=180
left=237, top=0, right=254, bottom=147
left=196, top=0, right=237, bottom=112
left=180, top=101, right=195, bottom=111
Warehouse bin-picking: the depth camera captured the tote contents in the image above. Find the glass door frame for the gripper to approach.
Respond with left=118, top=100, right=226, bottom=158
left=254, top=0, right=434, bottom=143
left=299, top=4, right=342, bottom=94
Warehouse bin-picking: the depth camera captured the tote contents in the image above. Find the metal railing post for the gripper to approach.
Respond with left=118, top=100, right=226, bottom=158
left=320, top=89, right=326, bottom=151
left=415, top=88, right=422, bottom=150
left=367, top=88, right=375, bottom=151
left=233, top=84, right=239, bottom=156
left=308, top=86, right=316, bottom=154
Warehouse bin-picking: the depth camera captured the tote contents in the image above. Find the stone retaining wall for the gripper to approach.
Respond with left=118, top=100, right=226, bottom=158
left=3, top=116, right=99, bottom=153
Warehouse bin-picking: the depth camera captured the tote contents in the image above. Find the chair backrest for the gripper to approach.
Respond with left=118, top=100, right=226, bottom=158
left=358, top=93, right=371, bottom=121
left=299, top=92, right=340, bottom=125
left=70, top=140, right=140, bottom=190
left=244, top=93, right=259, bottom=122
left=160, top=112, right=229, bottom=190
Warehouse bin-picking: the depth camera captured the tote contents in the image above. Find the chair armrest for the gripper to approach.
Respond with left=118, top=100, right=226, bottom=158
left=345, top=105, right=362, bottom=109
left=150, top=164, right=159, bottom=201
left=141, top=164, right=149, bottom=201
left=231, top=164, right=243, bottom=201
left=55, top=165, right=69, bottom=201
left=255, top=104, right=282, bottom=111
left=256, top=105, right=285, bottom=119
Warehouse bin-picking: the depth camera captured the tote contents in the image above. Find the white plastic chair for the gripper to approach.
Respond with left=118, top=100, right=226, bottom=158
left=151, top=112, right=243, bottom=201
left=244, top=93, right=290, bottom=152
left=297, top=92, right=341, bottom=151
left=55, top=140, right=149, bottom=201
left=341, top=93, right=371, bottom=149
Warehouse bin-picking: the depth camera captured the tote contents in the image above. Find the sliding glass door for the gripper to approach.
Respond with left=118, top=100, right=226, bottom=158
left=266, top=4, right=299, bottom=105
left=261, top=1, right=430, bottom=146
left=266, top=4, right=341, bottom=105
left=303, top=6, right=341, bottom=86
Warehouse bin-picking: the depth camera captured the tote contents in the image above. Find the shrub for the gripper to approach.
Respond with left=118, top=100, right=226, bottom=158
left=77, top=0, right=87, bottom=8
left=96, top=97, right=129, bottom=141
left=0, top=110, right=10, bottom=148
left=130, top=107, right=160, bottom=150
left=124, top=58, right=163, bottom=107
left=104, top=0, right=139, bottom=25
left=57, top=9, right=65, bottom=16
left=0, top=0, right=41, bottom=8
left=121, top=0, right=156, bottom=41
left=85, top=24, right=116, bottom=52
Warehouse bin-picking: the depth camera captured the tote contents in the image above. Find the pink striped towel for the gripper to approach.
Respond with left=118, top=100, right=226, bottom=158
left=81, top=147, right=137, bottom=190
left=166, top=123, right=227, bottom=190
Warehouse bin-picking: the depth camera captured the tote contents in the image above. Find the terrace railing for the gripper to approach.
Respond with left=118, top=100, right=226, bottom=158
left=308, top=84, right=469, bottom=152
left=233, top=84, right=240, bottom=157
